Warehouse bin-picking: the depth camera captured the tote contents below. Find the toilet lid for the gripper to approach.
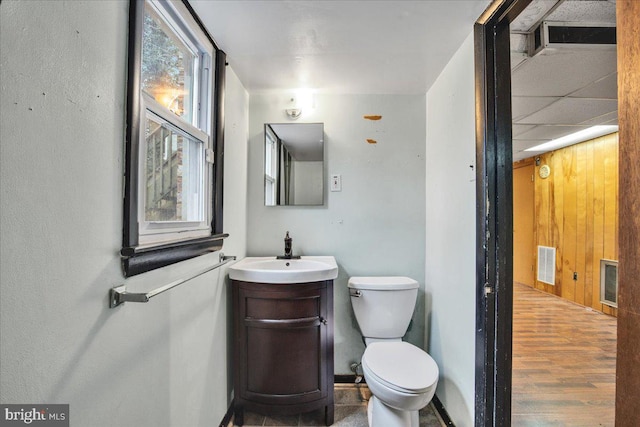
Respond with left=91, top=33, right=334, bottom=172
left=362, top=342, right=439, bottom=394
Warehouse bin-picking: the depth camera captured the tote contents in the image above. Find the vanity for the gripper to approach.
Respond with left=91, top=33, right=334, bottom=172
left=229, top=257, right=338, bottom=426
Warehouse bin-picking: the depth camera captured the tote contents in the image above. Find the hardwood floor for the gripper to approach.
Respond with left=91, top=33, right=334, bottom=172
left=512, top=283, right=617, bottom=426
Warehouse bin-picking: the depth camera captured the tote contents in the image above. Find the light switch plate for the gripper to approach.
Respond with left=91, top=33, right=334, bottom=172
left=331, top=174, right=342, bottom=192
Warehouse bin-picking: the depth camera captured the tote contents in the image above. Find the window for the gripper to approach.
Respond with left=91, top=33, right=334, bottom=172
left=122, top=0, right=227, bottom=277
left=264, top=125, right=278, bottom=206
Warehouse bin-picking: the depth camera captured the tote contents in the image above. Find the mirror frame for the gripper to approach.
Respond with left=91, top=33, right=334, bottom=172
left=263, top=123, right=325, bottom=207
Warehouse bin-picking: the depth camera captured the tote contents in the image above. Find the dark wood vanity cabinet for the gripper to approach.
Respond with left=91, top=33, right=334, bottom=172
left=232, top=280, right=334, bottom=426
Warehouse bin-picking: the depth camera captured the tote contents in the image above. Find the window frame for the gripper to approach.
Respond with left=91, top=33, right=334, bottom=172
left=122, top=0, right=227, bottom=277
left=264, top=125, right=278, bottom=206
left=138, top=95, right=210, bottom=242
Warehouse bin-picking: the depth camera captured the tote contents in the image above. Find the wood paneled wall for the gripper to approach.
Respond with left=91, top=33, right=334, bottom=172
left=513, top=159, right=535, bottom=286
left=522, top=132, right=619, bottom=316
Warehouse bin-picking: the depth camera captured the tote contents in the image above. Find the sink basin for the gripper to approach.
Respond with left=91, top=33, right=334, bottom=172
left=228, top=256, right=338, bottom=284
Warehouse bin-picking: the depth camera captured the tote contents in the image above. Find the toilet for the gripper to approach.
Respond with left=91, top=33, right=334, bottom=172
left=348, top=276, right=439, bottom=427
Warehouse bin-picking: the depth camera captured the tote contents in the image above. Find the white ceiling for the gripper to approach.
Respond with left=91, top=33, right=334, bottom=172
left=510, top=0, right=617, bottom=160
left=188, top=0, right=618, bottom=161
left=189, top=0, right=490, bottom=94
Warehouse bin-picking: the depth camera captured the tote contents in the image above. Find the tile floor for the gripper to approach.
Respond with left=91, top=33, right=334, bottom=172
left=232, top=383, right=446, bottom=426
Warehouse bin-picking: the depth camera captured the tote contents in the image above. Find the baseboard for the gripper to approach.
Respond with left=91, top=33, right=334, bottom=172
left=219, top=400, right=234, bottom=427
left=432, top=394, right=455, bottom=426
left=334, top=374, right=366, bottom=384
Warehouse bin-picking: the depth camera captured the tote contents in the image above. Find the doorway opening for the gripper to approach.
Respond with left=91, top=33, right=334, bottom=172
left=509, top=0, right=618, bottom=423
left=474, top=0, right=633, bottom=425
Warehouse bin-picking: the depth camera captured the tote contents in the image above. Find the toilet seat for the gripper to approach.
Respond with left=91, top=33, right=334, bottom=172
left=362, top=342, right=438, bottom=394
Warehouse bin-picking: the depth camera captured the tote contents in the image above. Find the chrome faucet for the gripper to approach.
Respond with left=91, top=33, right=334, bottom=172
left=277, top=231, right=300, bottom=259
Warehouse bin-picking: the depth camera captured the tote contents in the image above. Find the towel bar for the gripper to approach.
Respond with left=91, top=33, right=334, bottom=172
left=109, top=253, right=237, bottom=308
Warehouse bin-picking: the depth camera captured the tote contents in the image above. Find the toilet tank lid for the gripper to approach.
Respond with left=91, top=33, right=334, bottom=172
left=348, top=276, right=419, bottom=290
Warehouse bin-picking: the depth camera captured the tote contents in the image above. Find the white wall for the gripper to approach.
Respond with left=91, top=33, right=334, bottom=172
left=1, top=1, right=478, bottom=423
left=0, top=2, right=249, bottom=426
left=425, top=32, right=477, bottom=427
left=223, top=69, right=250, bottom=259
left=247, top=94, right=426, bottom=374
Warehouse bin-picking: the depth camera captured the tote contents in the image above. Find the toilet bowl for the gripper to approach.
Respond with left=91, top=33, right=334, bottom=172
left=362, top=342, right=438, bottom=427
left=348, top=276, right=440, bottom=427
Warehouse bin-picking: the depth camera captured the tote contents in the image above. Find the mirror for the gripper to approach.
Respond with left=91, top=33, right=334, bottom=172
left=264, top=123, right=324, bottom=206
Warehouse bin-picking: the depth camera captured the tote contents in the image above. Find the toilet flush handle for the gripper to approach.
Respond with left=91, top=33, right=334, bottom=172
left=349, top=290, right=362, bottom=298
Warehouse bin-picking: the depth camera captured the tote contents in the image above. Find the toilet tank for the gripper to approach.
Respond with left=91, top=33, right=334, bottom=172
left=348, top=276, right=419, bottom=340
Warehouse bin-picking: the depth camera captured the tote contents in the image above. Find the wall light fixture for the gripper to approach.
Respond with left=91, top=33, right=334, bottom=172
left=285, top=108, right=302, bottom=119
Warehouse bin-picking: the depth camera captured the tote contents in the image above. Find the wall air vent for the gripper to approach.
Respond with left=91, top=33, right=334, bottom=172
left=600, top=259, right=618, bottom=308
left=537, top=246, right=556, bottom=285
left=529, top=21, right=616, bottom=56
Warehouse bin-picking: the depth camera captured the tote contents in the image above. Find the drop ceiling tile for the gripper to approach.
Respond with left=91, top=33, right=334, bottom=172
left=510, top=34, right=528, bottom=53
left=570, top=72, right=617, bottom=99
left=511, top=49, right=617, bottom=97
left=513, top=124, right=537, bottom=137
left=513, top=150, right=536, bottom=162
left=513, top=139, right=550, bottom=152
left=511, top=53, right=529, bottom=69
left=516, top=97, right=618, bottom=125
left=517, top=124, right=591, bottom=140
left=510, top=0, right=559, bottom=32
left=546, top=0, right=616, bottom=23
left=515, top=148, right=547, bottom=161
left=579, top=109, right=618, bottom=126
left=512, top=96, right=561, bottom=121
left=600, top=117, right=619, bottom=126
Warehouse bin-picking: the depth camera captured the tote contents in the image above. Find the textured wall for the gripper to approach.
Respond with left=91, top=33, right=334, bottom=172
left=529, top=133, right=619, bottom=316
left=425, top=32, right=477, bottom=427
left=0, top=1, right=249, bottom=425
left=247, top=93, right=427, bottom=375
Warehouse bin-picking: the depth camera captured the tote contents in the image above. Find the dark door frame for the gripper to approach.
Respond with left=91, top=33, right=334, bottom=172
left=474, top=0, right=532, bottom=425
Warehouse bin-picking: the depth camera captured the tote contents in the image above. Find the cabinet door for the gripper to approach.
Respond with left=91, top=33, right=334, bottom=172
left=236, top=282, right=328, bottom=405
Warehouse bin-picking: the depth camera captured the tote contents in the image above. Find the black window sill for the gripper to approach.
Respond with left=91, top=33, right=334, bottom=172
left=121, top=233, right=229, bottom=277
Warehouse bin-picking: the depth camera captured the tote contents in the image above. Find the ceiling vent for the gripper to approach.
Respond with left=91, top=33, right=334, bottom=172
left=529, top=21, right=616, bottom=56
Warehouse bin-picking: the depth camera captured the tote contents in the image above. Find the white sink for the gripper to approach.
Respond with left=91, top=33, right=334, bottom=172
left=228, top=256, right=338, bottom=284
